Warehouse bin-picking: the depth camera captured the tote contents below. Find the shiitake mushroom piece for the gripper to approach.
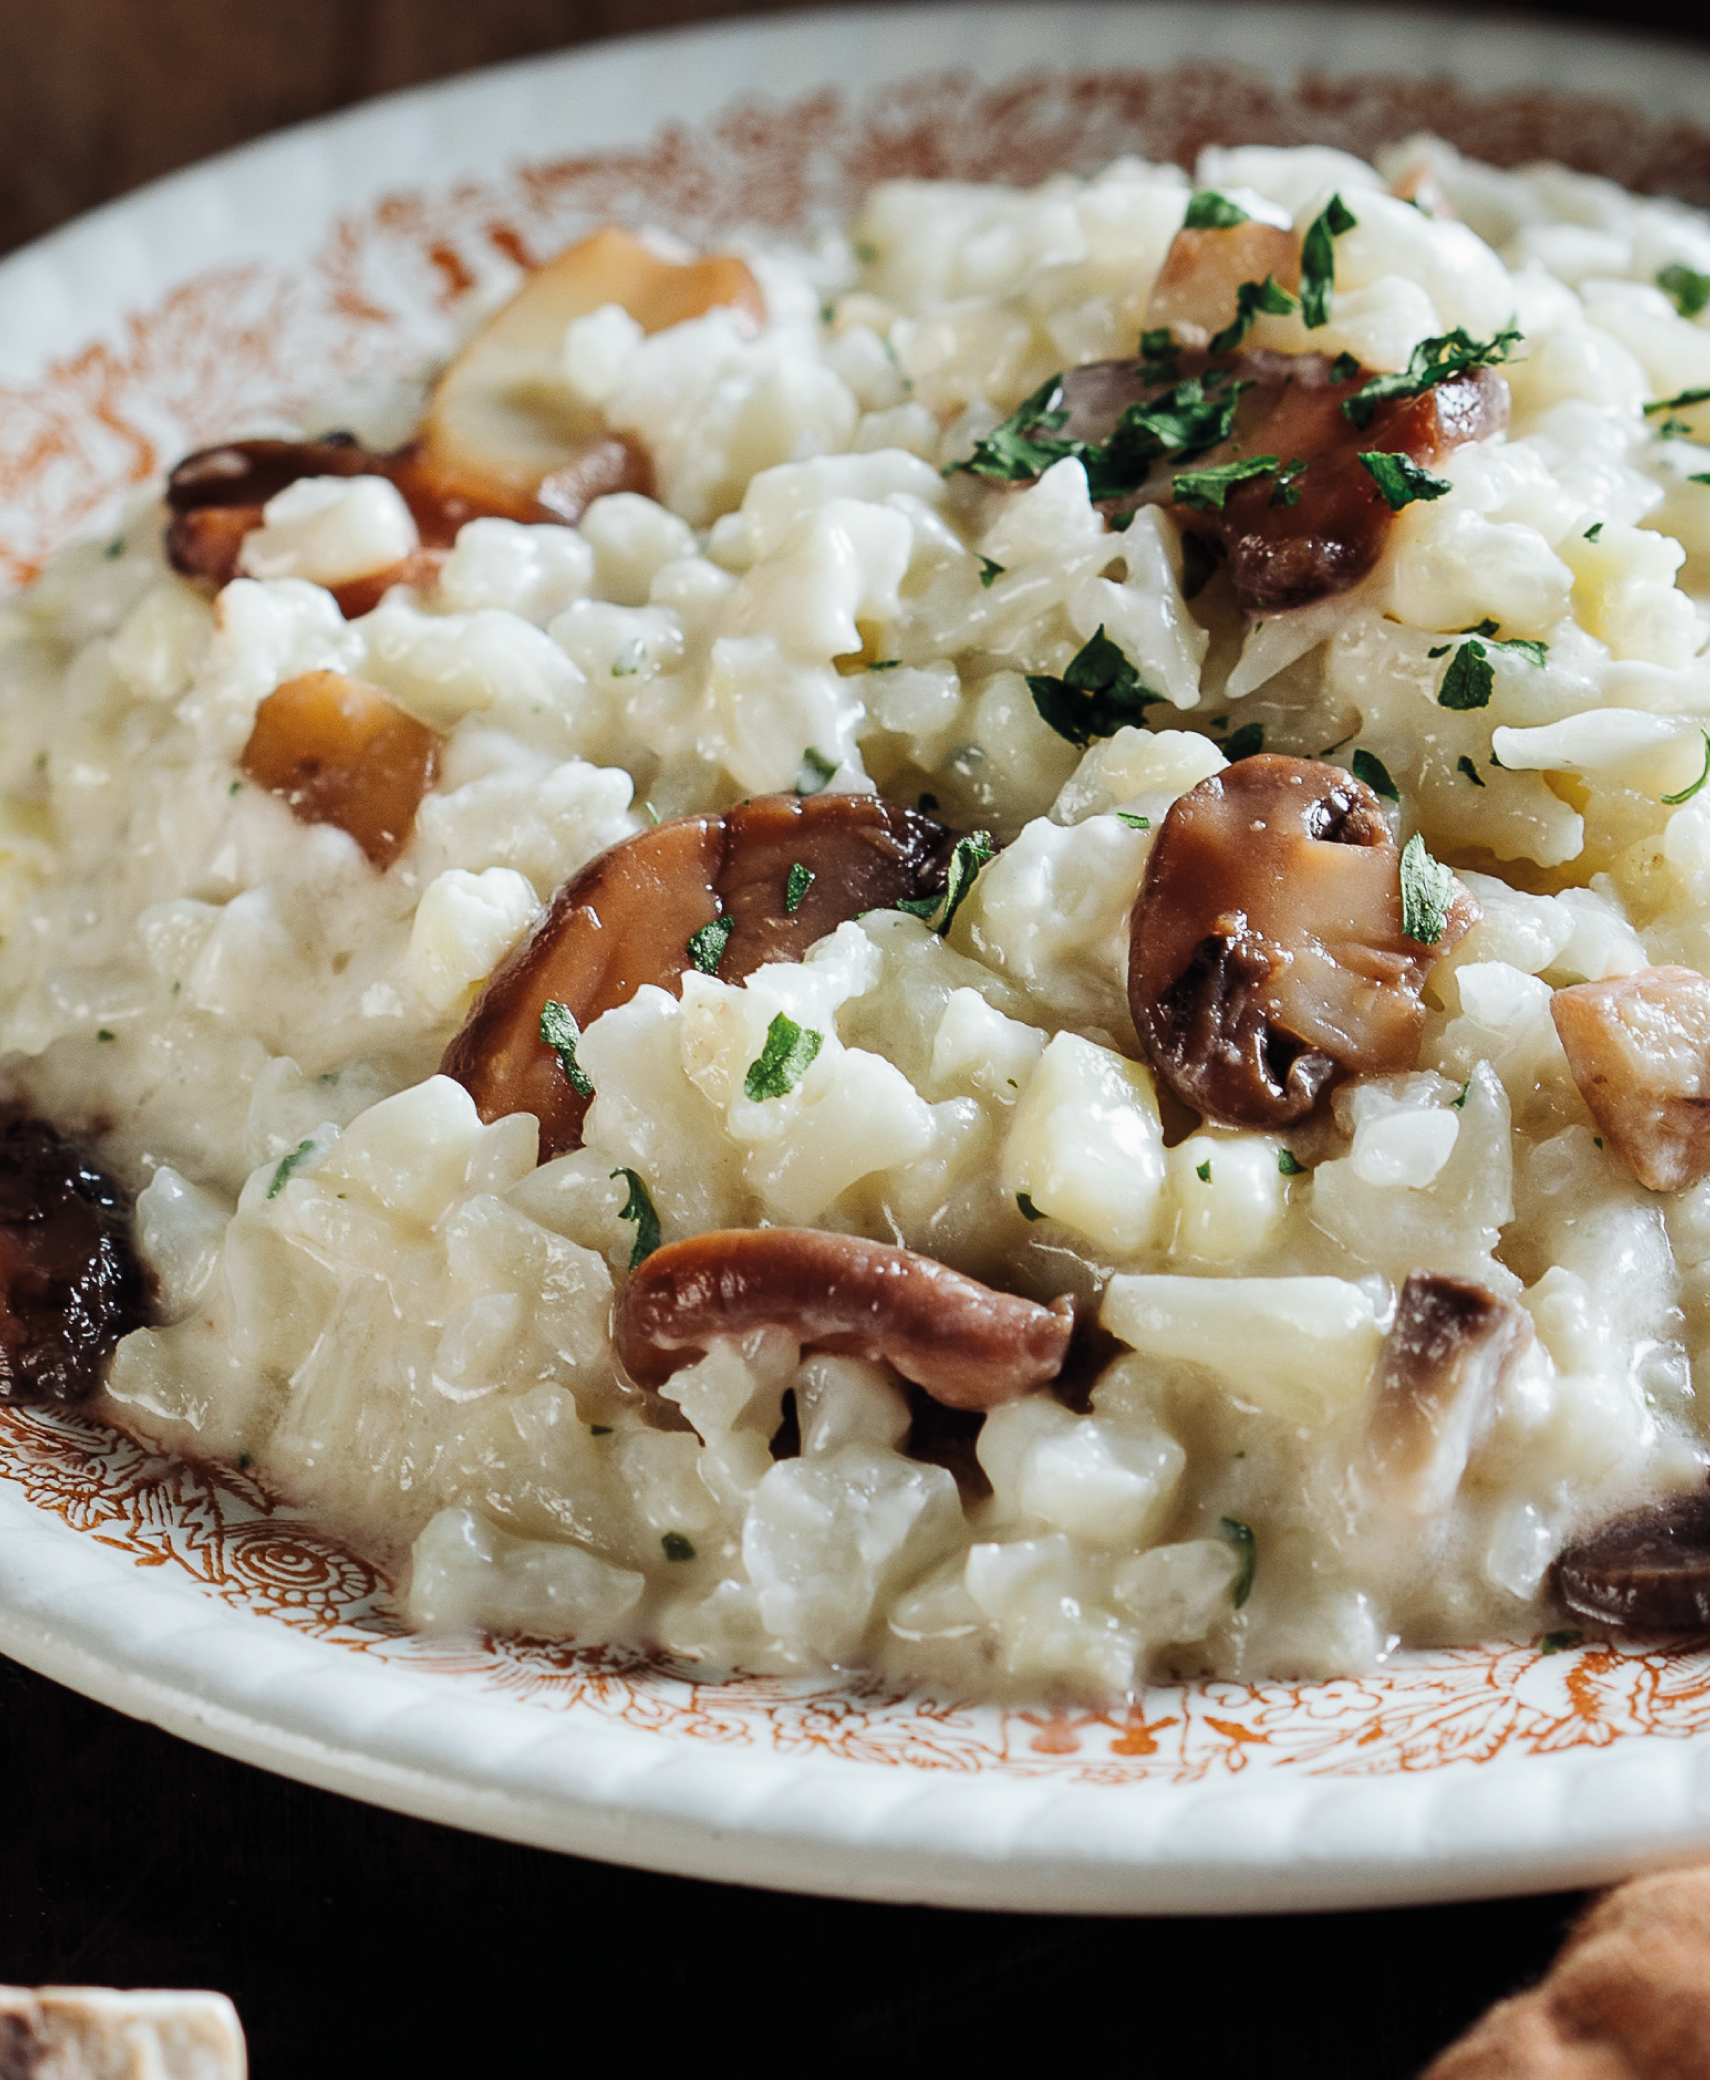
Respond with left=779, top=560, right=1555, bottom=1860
left=1554, top=1494, right=1710, bottom=1633
left=1128, top=754, right=1477, bottom=1130
left=0, top=1110, right=151, bottom=1405
left=1550, top=966, right=1710, bottom=1195
left=441, top=792, right=956, bottom=1162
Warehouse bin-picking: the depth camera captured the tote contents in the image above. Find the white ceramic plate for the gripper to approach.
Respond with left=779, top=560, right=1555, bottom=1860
left=8, top=2, right=1710, bottom=1913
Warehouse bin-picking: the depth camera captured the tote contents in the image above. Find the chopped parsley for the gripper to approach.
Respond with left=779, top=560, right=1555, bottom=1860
left=1277, top=1149, right=1305, bottom=1176
left=1456, top=754, right=1487, bottom=788
left=795, top=747, right=837, bottom=795
left=955, top=373, right=1083, bottom=483
left=978, top=555, right=1005, bottom=588
left=1016, top=1192, right=1046, bottom=1222
left=1299, top=192, right=1357, bottom=328
left=1692, top=473, right=1710, bottom=487
left=1451, top=1079, right=1471, bottom=1109
left=540, top=999, right=595, bottom=1098
left=867, top=658, right=901, bottom=671
left=898, top=829, right=996, bottom=937
left=610, top=1167, right=662, bottom=1268
left=1114, top=811, right=1151, bottom=830
left=1351, top=748, right=1398, bottom=800
left=1342, top=323, right=1522, bottom=431
left=1399, top=832, right=1455, bottom=945
left=1135, top=327, right=1181, bottom=384
left=229, top=779, right=241, bottom=796
left=1655, top=264, right=1708, bottom=315
left=267, top=1138, right=317, bottom=1200
left=1358, top=451, right=1452, bottom=511
left=1436, top=641, right=1495, bottom=711
left=1644, top=385, right=1710, bottom=417
left=1195, top=1158, right=1212, bottom=1183
left=1172, top=454, right=1280, bottom=512
left=1218, top=1517, right=1257, bottom=1607
left=1583, top=521, right=1604, bottom=542
left=1330, top=350, right=1362, bottom=382
left=1208, top=274, right=1297, bottom=354
left=687, top=915, right=735, bottom=974
left=1183, top=190, right=1249, bottom=229
left=1270, top=455, right=1308, bottom=506
left=1224, top=722, right=1265, bottom=762
left=96, top=1028, right=115, bottom=1043
left=784, top=862, right=814, bottom=914
left=744, top=1013, right=823, bottom=1101
left=1662, top=729, right=1710, bottom=806
left=661, top=1532, right=696, bottom=1562
left=957, top=366, right=1249, bottom=499
left=1027, top=625, right=1161, bottom=746
left=589, top=1424, right=613, bottom=1436
left=610, top=638, right=647, bottom=678
left=1538, top=1627, right=1584, bottom=1656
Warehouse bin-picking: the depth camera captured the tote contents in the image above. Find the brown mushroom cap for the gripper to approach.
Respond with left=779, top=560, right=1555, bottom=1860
left=0, top=1111, right=151, bottom=1405
left=1360, top=1271, right=1533, bottom=1517
left=1129, top=754, right=1476, bottom=1129
left=1553, top=1492, right=1710, bottom=1632
left=614, top=1227, right=1075, bottom=1412
left=239, top=671, right=443, bottom=871
left=1058, top=349, right=1508, bottom=617
left=441, top=792, right=955, bottom=1162
left=1550, top=965, right=1710, bottom=1194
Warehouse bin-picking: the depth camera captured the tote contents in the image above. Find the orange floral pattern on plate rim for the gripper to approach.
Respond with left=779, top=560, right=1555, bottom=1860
left=5, top=60, right=1710, bottom=1783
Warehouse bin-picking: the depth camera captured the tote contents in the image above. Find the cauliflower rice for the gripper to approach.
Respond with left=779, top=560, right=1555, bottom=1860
left=10, top=133, right=1710, bottom=1697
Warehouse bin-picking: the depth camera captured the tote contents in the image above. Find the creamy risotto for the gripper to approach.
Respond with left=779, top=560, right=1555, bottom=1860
left=9, top=133, right=1710, bottom=1697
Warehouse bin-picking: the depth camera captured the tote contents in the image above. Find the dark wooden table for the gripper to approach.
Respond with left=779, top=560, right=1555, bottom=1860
left=0, top=3, right=1701, bottom=2069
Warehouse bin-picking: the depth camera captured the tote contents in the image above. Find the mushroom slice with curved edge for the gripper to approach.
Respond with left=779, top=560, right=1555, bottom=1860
left=1129, top=754, right=1477, bottom=1129
left=441, top=792, right=954, bottom=1162
left=240, top=670, right=443, bottom=870
left=614, top=1228, right=1075, bottom=1412
left=413, top=225, right=766, bottom=525
left=0, top=1111, right=151, bottom=1405
left=1553, top=1492, right=1710, bottom=1631
left=1143, top=218, right=1301, bottom=345
left=1358, top=1271, right=1533, bottom=1517
left=1550, top=965, right=1710, bottom=1193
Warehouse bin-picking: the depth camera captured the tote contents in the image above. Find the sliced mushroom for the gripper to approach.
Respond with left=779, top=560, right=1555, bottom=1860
left=1058, top=348, right=1507, bottom=616
left=1129, top=754, right=1477, bottom=1128
left=1143, top=219, right=1301, bottom=345
left=442, top=792, right=953, bottom=1161
left=1359, top=1271, right=1533, bottom=1516
left=1554, top=1493, right=1710, bottom=1631
left=0, top=1111, right=151, bottom=1404
left=1550, top=966, right=1710, bottom=1193
left=239, top=670, right=443, bottom=869
left=614, top=1228, right=1075, bottom=1412
left=413, top=225, right=763, bottom=524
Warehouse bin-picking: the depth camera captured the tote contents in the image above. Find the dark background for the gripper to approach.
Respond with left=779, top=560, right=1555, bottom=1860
left=0, top=2, right=1699, bottom=2071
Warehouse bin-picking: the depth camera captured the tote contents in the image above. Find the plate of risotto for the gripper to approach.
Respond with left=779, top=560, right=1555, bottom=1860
left=11, top=1, right=1710, bottom=1910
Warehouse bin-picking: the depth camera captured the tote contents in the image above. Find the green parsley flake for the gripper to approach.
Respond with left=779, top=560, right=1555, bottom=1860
left=1456, top=754, right=1487, bottom=788
left=96, top=1028, right=115, bottom=1043
left=744, top=1013, right=823, bottom=1101
left=1218, top=1517, right=1257, bottom=1607
left=1183, top=191, right=1249, bottom=229
left=661, top=1532, right=696, bottom=1562
left=1270, top=456, right=1308, bottom=506
left=1277, top=1149, right=1305, bottom=1176
left=1299, top=192, right=1358, bottom=328
left=978, top=556, right=1005, bottom=588
left=1358, top=450, right=1452, bottom=511
left=1172, top=454, right=1280, bottom=512
left=1330, top=350, right=1362, bottom=383
left=589, top=1424, right=613, bottom=1436
left=1343, top=323, right=1522, bottom=431
left=1016, top=1192, right=1046, bottom=1222
left=1114, top=811, right=1151, bottom=830
left=1538, top=1628, right=1584, bottom=1656
left=267, top=1138, right=317, bottom=1201
left=540, top=999, right=595, bottom=1098
left=610, top=638, right=646, bottom=678
left=1208, top=274, right=1297, bottom=355
left=1659, top=264, right=1710, bottom=315
left=1351, top=748, right=1398, bottom=800
left=610, top=1167, right=662, bottom=1269
left=1644, top=386, right=1710, bottom=416
left=1027, top=625, right=1161, bottom=746
left=1451, top=1079, right=1471, bottom=1109
left=1399, top=832, right=1455, bottom=945
left=1195, top=1158, right=1212, bottom=1183
left=897, top=830, right=996, bottom=937
left=1437, top=641, right=1494, bottom=711
left=1692, top=472, right=1710, bottom=487
left=867, top=658, right=901, bottom=671
left=1224, top=722, right=1265, bottom=763
left=687, top=915, right=735, bottom=974
left=1584, top=521, right=1604, bottom=541
left=796, top=747, right=837, bottom=795
left=1662, top=729, right=1710, bottom=806
left=784, top=862, right=814, bottom=914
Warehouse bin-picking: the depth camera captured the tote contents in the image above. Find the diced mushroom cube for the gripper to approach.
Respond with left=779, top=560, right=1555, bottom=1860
left=1550, top=965, right=1710, bottom=1192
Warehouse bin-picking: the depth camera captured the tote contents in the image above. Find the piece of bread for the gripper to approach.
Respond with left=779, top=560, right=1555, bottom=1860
left=0, top=1987, right=244, bottom=2079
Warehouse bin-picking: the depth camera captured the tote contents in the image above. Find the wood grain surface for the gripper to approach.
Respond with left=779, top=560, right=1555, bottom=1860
left=0, top=4, right=1707, bottom=2072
